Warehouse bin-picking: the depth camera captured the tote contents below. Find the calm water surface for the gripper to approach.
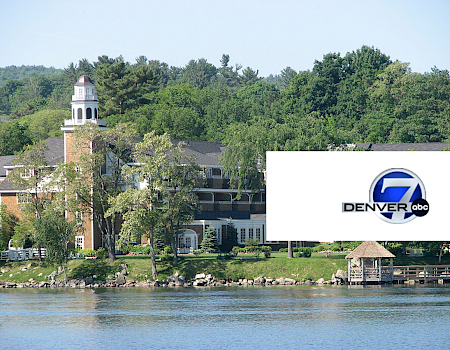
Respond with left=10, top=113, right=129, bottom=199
left=1, top=285, right=450, bottom=349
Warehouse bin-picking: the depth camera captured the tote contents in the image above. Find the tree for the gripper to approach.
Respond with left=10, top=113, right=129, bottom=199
left=0, top=121, right=32, bottom=156
left=288, top=241, right=294, bottom=259
left=33, top=208, right=79, bottom=282
left=280, top=67, right=297, bottom=89
left=0, top=204, right=18, bottom=250
left=241, top=67, right=260, bottom=86
left=95, top=56, right=158, bottom=116
left=108, top=131, right=197, bottom=278
left=7, top=141, right=55, bottom=262
left=200, top=226, right=218, bottom=253
left=161, top=151, right=203, bottom=264
left=221, top=221, right=238, bottom=252
left=56, top=122, right=138, bottom=263
left=178, top=58, right=218, bottom=89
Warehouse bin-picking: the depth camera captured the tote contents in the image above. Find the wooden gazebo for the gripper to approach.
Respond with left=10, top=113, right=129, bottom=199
left=346, top=241, right=396, bottom=284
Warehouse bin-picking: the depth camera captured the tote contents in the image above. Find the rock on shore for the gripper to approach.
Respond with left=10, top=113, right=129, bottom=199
left=0, top=268, right=349, bottom=289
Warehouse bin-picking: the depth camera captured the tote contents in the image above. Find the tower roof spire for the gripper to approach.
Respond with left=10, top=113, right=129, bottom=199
left=75, top=75, right=94, bottom=86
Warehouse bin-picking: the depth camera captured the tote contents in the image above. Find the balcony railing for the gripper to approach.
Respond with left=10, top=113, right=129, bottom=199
left=72, top=94, right=97, bottom=101
left=349, top=267, right=393, bottom=281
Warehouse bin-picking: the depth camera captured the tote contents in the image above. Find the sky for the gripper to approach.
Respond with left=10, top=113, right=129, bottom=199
left=1, top=0, right=449, bottom=77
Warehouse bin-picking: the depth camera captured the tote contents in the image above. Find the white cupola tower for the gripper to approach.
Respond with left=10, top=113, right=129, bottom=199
left=71, top=75, right=98, bottom=125
left=62, top=75, right=107, bottom=131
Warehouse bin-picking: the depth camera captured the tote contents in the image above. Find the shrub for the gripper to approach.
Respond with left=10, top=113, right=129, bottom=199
left=96, top=247, right=108, bottom=259
left=312, top=244, right=325, bottom=252
left=279, top=248, right=288, bottom=252
left=387, top=243, right=403, bottom=256
left=295, top=247, right=312, bottom=258
left=164, top=245, right=173, bottom=254
left=245, top=238, right=260, bottom=247
left=160, top=253, right=172, bottom=261
left=79, top=249, right=96, bottom=258
left=216, top=253, right=233, bottom=260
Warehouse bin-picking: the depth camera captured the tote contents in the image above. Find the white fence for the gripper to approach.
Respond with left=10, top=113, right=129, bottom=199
left=0, top=249, right=47, bottom=261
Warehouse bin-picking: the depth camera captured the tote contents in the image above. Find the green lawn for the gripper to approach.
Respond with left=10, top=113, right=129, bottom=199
left=0, top=253, right=348, bottom=283
left=2, top=251, right=447, bottom=284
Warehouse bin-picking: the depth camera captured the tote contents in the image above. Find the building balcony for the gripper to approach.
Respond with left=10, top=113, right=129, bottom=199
left=72, top=94, right=97, bottom=101
left=64, top=119, right=107, bottom=127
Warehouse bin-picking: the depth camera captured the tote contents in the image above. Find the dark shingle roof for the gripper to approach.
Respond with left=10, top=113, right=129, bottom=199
left=74, top=75, right=94, bottom=86
left=0, top=155, right=16, bottom=177
left=43, top=138, right=64, bottom=165
left=0, top=179, right=17, bottom=191
left=2, top=138, right=64, bottom=167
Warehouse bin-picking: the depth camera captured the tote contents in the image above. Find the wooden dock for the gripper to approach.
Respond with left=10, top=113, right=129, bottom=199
left=393, top=265, right=450, bottom=283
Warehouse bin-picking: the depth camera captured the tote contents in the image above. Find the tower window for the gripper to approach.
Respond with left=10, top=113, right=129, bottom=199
left=86, top=108, right=92, bottom=119
left=77, top=108, right=82, bottom=121
left=94, top=108, right=97, bottom=119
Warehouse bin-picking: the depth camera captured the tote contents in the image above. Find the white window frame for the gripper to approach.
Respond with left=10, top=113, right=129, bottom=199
left=240, top=228, right=246, bottom=244
left=75, top=236, right=84, bottom=249
left=248, top=228, right=254, bottom=240
left=76, top=211, right=83, bottom=225
left=217, top=227, right=222, bottom=245
left=17, top=192, right=32, bottom=204
left=20, top=168, right=33, bottom=178
left=256, top=228, right=261, bottom=243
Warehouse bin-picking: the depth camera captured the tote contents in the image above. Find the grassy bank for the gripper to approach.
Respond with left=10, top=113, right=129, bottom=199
left=3, top=251, right=447, bottom=284
left=0, top=253, right=348, bottom=283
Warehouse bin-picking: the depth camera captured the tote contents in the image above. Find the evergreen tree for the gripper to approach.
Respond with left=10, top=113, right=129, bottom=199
left=221, top=221, right=238, bottom=252
left=200, top=226, right=218, bottom=253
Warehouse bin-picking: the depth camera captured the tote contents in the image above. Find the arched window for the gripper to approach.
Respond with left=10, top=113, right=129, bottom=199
left=94, top=108, right=98, bottom=119
left=86, top=108, right=92, bottom=119
left=77, top=108, right=83, bottom=121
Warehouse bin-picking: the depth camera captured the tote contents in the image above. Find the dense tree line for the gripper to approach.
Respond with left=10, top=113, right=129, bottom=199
left=0, top=65, right=61, bottom=87
left=0, top=46, right=449, bottom=158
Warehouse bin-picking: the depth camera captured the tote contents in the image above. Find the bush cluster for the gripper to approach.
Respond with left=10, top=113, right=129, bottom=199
left=279, top=247, right=311, bottom=253
left=232, top=245, right=271, bottom=258
left=77, top=248, right=108, bottom=259
left=295, top=247, right=312, bottom=258
left=387, top=243, right=403, bottom=256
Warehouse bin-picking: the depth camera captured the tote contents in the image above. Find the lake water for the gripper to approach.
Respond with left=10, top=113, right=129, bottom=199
left=1, top=285, right=450, bottom=349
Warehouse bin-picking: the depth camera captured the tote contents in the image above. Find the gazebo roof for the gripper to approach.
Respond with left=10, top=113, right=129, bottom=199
left=345, top=241, right=395, bottom=259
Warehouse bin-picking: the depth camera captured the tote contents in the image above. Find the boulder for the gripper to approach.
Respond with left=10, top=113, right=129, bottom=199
left=275, top=277, right=285, bottom=285
left=335, top=270, right=348, bottom=281
left=48, top=270, right=58, bottom=281
left=284, top=278, right=296, bottom=285
left=115, top=273, right=126, bottom=285
left=317, top=278, right=325, bottom=284
left=254, top=276, right=266, bottom=284
left=195, top=273, right=206, bottom=279
left=193, top=279, right=206, bottom=286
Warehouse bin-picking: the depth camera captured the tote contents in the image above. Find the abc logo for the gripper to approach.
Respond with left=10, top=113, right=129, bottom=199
left=411, top=198, right=429, bottom=217
left=370, top=168, right=427, bottom=224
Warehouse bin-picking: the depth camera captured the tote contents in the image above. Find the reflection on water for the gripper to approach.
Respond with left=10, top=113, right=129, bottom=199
left=1, top=285, right=450, bottom=349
